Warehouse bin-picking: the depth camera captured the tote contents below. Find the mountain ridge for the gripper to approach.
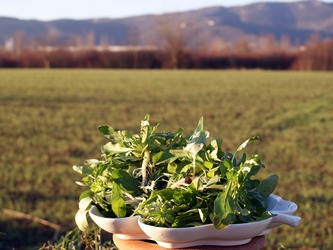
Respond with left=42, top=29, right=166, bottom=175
left=1, top=0, right=333, bottom=49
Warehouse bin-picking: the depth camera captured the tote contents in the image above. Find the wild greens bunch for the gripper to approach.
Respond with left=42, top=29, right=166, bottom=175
left=73, top=115, right=187, bottom=231
left=73, top=115, right=278, bottom=231
left=135, top=118, right=278, bottom=229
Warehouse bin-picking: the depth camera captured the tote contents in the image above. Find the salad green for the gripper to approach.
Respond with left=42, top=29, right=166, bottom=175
left=73, top=115, right=278, bottom=231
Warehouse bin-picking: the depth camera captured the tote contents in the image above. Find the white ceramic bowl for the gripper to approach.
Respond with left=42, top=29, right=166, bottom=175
left=88, top=206, right=148, bottom=240
left=138, top=217, right=272, bottom=248
left=137, top=194, right=301, bottom=248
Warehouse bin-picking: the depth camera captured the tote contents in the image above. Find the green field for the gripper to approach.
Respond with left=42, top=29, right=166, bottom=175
left=0, top=69, right=332, bottom=249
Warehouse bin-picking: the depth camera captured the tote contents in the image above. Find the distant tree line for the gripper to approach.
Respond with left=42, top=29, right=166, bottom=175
left=1, top=42, right=332, bottom=70
left=1, top=16, right=333, bottom=70
left=0, top=49, right=299, bottom=70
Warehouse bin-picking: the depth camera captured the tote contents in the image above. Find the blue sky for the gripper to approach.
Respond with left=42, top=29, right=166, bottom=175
left=1, top=0, right=332, bottom=20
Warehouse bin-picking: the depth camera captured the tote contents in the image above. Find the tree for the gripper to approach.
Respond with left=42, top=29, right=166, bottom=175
left=154, top=16, right=194, bottom=68
left=296, top=35, right=333, bottom=70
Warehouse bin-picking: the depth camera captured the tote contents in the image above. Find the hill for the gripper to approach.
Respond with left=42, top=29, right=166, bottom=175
left=0, top=0, right=333, bottom=49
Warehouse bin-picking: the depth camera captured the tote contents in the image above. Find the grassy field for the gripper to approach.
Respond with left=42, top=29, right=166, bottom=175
left=0, top=69, right=332, bottom=249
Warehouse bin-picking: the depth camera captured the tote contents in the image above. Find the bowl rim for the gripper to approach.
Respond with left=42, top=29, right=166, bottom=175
left=89, top=205, right=139, bottom=221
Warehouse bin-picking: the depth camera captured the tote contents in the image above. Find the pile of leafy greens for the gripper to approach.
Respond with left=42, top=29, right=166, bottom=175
left=73, top=115, right=278, bottom=231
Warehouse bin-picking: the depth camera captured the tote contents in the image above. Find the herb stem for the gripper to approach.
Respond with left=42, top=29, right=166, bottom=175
left=192, top=154, right=196, bottom=176
left=141, top=150, right=150, bottom=190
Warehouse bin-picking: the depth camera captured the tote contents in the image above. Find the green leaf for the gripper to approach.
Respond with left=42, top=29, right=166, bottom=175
left=237, top=153, right=247, bottom=166
left=140, top=115, right=150, bottom=143
left=102, top=142, right=131, bottom=155
left=184, top=131, right=209, bottom=156
left=223, top=159, right=232, bottom=170
left=79, top=190, right=93, bottom=200
left=167, top=162, right=178, bottom=174
left=170, top=149, right=193, bottom=159
left=97, top=125, right=111, bottom=137
left=232, top=136, right=259, bottom=162
left=75, top=208, right=90, bottom=232
left=256, top=174, right=279, bottom=197
left=73, top=165, right=93, bottom=175
left=167, top=127, right=185, bottom=148
left=198, top=208, right=209, bottom=223
left=213, top=190, right=236, bottom=229
left=98, top=125, right=124, bottom=143
left=84, top=159, right=101, bottom=167
left=193, top=117, right=204, bottom=134
left=209, top=139, right=223, bottom=161
left=152, top=150, right=175, bottom=164
left=207, top=167, right=219, bottom=178
left=79, top=197, right=92, bottom=210
left=75, top=197, right=92, bottom=231
left=111, top=169, right=142, bottom=196
left=204, top=161, right=214, bottom=169
left=73, top=165, right=83, bottom=174
left=172, top=209, right=202, bottom=227
left=236, top=136, right=259, bottom=153
left=111, top=183, right=127, bottom=218
left=219, top=162, right=227, bottom=177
